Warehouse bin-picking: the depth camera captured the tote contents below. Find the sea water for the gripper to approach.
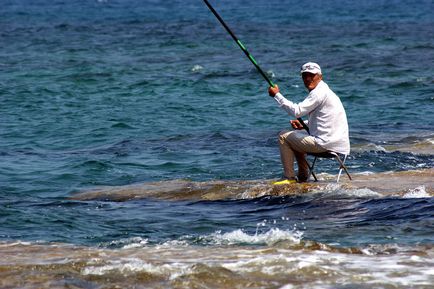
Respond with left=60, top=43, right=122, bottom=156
left=0, top=0, right=433, bottom=288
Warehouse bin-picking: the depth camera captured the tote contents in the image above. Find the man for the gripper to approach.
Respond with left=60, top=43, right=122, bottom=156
left=268, top=62, right=350, bottom=184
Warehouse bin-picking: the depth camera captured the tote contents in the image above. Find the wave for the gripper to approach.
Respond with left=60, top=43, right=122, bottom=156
left=1, top=240, right=433, bottom=289
left=197, top=228, right=303, bottom=246
left=352, top=136, right=434, bottom=155
left=403, top=185, right=430, bottom=198
left=95, top=228, right=302, bottom=249
left=70, top=168, right=434, bottom=202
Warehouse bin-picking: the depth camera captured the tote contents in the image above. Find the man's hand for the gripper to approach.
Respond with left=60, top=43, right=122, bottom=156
left=290, top=119, right=304, bottom=130
left=268, top=84, right=279, bottom=97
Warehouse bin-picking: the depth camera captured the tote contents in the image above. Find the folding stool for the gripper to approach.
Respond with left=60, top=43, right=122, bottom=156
left=305, top=151, right=352, bottom=182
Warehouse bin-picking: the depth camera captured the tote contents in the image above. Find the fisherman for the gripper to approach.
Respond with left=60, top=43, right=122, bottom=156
left=268, top=62, right=350, bottom=184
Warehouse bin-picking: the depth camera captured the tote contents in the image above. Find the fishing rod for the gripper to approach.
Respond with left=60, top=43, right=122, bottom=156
left=203, top=0, right=310, bottom=134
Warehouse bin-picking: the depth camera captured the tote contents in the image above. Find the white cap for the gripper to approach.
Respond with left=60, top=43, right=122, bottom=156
left=300, top=62, right=322, bottom=75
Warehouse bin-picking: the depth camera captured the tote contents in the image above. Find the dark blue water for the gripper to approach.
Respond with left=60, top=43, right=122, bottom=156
left=1, top=0, right=433, bottom=251
left=2, top=195, right=433, bottom=248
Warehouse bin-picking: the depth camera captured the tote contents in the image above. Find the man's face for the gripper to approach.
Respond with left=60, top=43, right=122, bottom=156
left=302, top=72, right=322, bottom=91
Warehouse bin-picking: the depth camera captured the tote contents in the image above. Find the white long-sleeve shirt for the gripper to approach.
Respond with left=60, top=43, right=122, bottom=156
left=273, top=80, right=350, bottom=155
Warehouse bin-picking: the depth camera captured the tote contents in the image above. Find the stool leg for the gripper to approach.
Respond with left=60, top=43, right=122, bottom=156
left=337, top=156, right=343, bottom=183
left=335, top=154, right=352, bottom=182
left=306, top=157, right=318, bottom=182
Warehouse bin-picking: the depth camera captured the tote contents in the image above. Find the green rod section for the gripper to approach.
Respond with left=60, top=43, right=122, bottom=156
left=203, top=0, right=309, bottom=134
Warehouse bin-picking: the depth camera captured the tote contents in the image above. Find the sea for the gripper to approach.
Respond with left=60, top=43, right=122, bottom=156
left=0, top=0, right=433, bottom=288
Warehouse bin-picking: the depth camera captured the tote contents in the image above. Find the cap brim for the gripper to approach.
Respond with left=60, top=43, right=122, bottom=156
left=301, top=69, right=321, bottom=75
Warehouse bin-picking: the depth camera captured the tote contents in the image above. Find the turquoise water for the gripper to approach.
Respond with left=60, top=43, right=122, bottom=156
left=0, top=1, right=433, bottom=288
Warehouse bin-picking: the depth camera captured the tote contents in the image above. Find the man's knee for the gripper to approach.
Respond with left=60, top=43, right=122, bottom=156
left=278, top=130, right=292, bottom=144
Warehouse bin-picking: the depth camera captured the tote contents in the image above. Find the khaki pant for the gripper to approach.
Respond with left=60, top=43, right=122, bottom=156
left=278, top=130, right=327, bottom=181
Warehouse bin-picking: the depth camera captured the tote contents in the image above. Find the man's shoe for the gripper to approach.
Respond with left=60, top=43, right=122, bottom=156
left=297, top=173, right=309, bottom=183
left=297, top=176, right=308, bottom=183
left=272, top=178, right=297, bottom=185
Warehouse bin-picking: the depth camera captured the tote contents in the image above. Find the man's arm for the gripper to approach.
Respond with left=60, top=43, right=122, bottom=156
left=268, top=84, right=321, bottom=118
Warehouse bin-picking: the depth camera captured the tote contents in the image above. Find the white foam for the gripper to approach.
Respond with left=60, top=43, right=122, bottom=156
left=0, top=241, right=33, bottom=247
left=104, top=237, right=149, bottom=249
left=403, top=185, right=430, bottom=198
left=205, top=228, right=303, bottom=246
left=156, top=239, right=189, bottom=249
left=191, top=64, right=203, bottom=72
left=222, top=253, right=296, bottom=274
left=82, top=257, right=192, bottom=279
left=76, top=242, right=434, bottom=287
left=122, top=238, right=149, bottom=249
left=343, top=254, right=433, bottom=287
left=279, top=285, right=295, bottom=289
left=267, top=70, right=275, bottom=78
left=224, top=247, right=434, bottom=287
left=356, top=171, right=376, bottom=176
left=339, top=187, right=382, bottom=198
left=353, top=143, right=387, bottom=152
left=311, top=183, right=381, bottom=198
